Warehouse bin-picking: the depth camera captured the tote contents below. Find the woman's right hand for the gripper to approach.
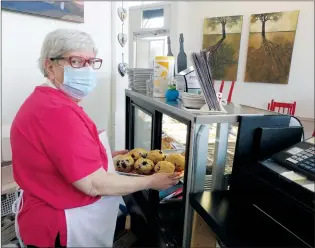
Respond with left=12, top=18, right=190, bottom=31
left=148, top=173, right=181, bottom=190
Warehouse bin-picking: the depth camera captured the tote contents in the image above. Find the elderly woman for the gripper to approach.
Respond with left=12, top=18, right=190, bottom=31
left=10, top=29, right=179, bottom=248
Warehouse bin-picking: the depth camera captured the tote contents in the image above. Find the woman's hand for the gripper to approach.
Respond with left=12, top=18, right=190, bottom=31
left=148, top=173, right=181, bottom=190
left=112, top=150, right=129, bottom=158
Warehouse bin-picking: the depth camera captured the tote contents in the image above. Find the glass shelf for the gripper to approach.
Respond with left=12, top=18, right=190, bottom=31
left=162, top=114, right=187, bottom=150
left=134, top=107, right=152, bottom=151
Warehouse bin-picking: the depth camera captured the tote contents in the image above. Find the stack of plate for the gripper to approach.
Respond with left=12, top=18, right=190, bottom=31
left=127, top=68, right=154, bottom=93
left=181, top=92, right=206, bottom=109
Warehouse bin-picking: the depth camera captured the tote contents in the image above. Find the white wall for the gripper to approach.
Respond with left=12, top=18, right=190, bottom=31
left=110, top=1, right=130, bottom=151
left=111, top=1, right=162, bottom=150
left=171, top=1, right=314, bottom=118
left=1, top=2, right=112, bottom=160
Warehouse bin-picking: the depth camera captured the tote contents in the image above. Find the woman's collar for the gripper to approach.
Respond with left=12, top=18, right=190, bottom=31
left=45, top=80, right=57, bottom=89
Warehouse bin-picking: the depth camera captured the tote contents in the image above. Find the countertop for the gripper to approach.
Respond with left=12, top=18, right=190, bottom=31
left=126, top=90, right=277, bottom=124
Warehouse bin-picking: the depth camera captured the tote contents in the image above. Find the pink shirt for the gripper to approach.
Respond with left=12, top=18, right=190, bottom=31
left=11, top=86, right=109, bottom=247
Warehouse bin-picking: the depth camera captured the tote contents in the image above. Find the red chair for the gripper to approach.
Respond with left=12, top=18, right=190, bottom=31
left=312, top=130, right=315, bottom=137
left=267, top=99, right=296, bottom=115
left=218, top=80, right=235, bottom=103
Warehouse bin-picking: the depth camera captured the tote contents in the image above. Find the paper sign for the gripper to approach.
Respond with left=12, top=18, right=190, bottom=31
left=302, top=183, right=315, bottom=192
left=281, top=171, right=306, bottom=181
left=305, top=137, right=315, bottom=145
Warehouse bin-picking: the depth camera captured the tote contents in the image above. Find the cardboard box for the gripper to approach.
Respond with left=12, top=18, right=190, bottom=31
left=191, top=211, right=217, bottom=248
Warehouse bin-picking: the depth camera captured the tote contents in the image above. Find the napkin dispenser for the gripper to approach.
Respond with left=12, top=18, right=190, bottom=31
left=175, top=66, right=201, bottom=98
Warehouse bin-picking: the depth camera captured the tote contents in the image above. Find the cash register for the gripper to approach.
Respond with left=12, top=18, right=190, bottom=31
left=272, top=137, right=315, bottom=180
left=233, top=115, right=314, bottom=247
left=191, top=115, right=314, bottom=248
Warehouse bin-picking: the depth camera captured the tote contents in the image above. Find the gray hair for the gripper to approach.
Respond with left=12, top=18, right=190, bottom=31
left=38, top=29, right=98, bottom=77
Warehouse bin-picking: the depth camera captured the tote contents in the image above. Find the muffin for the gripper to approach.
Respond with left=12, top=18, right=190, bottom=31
left=115, top=155, right=134, bottom=173
left=147, top=150, right=166, bottom=164
left=129, top=148, right=148, bottom=161
left=134, top=158, right=154, bottom=175
left=166, top=154, right=185, bottom=172
left=154, top=161, right=175, bottom=174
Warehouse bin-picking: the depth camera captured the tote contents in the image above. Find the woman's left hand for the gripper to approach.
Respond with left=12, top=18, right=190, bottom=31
left=112, top=150, right=129, bottom=158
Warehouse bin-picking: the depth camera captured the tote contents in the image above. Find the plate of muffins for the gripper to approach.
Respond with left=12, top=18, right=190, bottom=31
left=113, top=148, right=185, bottom=177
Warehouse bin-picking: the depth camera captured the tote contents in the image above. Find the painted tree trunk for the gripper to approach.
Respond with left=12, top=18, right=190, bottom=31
left=262, top=21, right=266, bottom=38
left=222, top=23, right=226, bottom=38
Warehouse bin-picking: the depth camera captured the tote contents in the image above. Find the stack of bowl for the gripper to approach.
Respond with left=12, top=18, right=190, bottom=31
left=181, top=92, right=206, bottom=109
left=127, top=68, right=154, bottom=93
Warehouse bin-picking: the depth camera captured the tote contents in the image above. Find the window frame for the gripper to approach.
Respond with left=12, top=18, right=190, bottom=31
left=141, top=8, right=165, bottom=29
left=129, top=3, right=172, bottom=67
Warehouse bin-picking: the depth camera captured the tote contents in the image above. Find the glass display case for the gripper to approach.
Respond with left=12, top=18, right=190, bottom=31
left=125, top=89, right=275, bottom=248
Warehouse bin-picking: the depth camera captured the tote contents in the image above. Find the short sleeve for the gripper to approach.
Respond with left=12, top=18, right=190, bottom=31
left=38, top=106, right=102, bottom=183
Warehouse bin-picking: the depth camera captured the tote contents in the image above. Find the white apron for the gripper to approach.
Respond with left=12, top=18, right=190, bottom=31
left=13, top=131, right=123, bottom=247
left=65, top=131, right=122, bottom=247
left=12, top=188, right=25, bottom=247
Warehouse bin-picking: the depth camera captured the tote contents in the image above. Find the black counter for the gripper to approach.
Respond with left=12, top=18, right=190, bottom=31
left=190, top=191, right=311, bottom=248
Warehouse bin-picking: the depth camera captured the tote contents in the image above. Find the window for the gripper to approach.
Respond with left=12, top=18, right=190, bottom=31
left=135, top=36, right=167, bottom=68
left=142, top=8, right=164, bottom=28
left=148, top=38, right=166, bottom=67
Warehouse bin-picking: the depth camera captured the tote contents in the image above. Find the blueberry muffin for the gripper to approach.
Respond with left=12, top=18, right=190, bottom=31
left=154, top=161, right=175, bottom=174
left=134, top=158, right=154, bottom=175
left=165, top=154, right=185, bottom=172
left=115, top=155, right=134, bottom=173
left=147, top=150, right=166, bottom=164
left=128, top=148, right=148, bottom=161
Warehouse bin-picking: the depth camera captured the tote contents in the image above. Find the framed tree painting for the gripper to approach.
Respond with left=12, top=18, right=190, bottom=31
left=1, top=1, right=84, bottom=23
left=245, top=10, right=300, bottom=84
left=202, top=15, right=243, bottom=81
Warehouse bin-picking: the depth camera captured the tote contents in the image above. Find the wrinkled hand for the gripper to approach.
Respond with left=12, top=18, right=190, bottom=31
left=112, top=150, right=129, bottom=158
left=149, top=173, right=181, bottom=190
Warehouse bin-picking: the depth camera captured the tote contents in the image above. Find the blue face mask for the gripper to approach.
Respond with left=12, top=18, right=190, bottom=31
left=60, top=66, right=97, bottom=100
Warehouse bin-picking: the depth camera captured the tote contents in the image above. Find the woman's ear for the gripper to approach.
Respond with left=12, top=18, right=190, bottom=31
left=44, top=59, right=55, bottom=79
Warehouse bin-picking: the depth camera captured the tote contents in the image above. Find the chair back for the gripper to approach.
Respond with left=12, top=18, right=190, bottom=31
left=218, top=80, right=235, bottom=103
left=268, top=99, right=296, bottom=115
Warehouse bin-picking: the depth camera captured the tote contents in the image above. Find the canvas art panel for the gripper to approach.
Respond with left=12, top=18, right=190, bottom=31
left=1, top=1, right=84, bottom=23
left=245, top=10, right=299, bottom=84
left=202, top=15, right=243, bottom=81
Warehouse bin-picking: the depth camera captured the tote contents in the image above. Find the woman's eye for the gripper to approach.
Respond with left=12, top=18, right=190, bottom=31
left=72, top=60, right=81, bottom=64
